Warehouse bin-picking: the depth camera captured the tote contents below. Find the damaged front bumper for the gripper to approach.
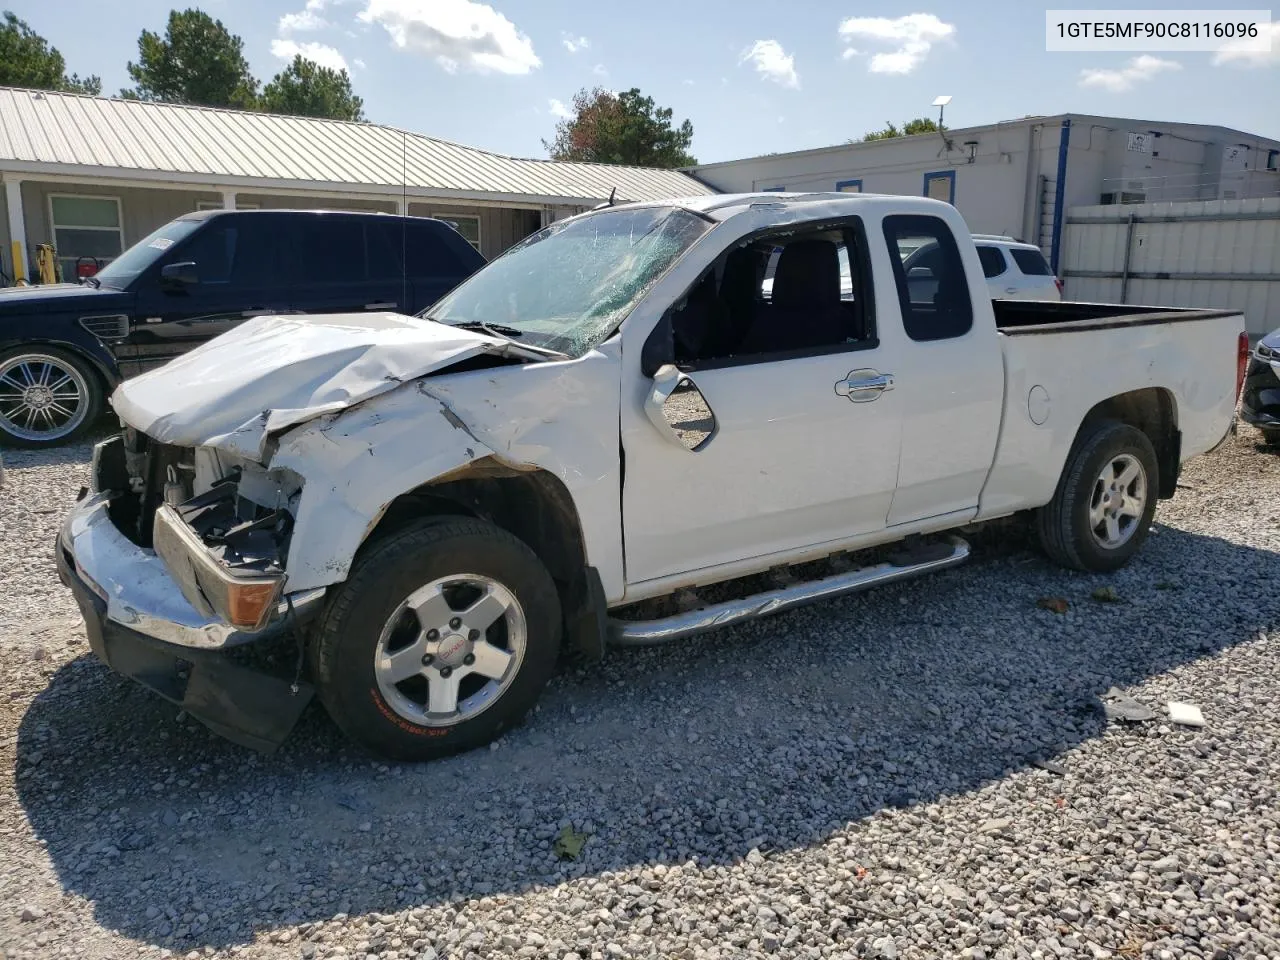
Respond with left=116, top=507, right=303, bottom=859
left=56, top=491, right=326, bottom=751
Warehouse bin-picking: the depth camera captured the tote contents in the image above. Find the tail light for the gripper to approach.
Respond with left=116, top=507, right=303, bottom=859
left=1236, top=331, right=1249, bottom=401
left=1054, top=276, right=1064, bottom=296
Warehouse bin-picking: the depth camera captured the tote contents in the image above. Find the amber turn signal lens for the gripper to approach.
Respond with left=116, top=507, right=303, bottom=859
left=225, top=581, right=281, bottom=629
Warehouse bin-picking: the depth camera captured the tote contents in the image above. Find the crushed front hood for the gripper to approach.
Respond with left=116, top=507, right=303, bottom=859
left=112, top=312, right=524, bottom=460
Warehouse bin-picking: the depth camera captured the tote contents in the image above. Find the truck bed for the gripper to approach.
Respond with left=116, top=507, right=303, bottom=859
left=993, top=300, right=1240, bottom=335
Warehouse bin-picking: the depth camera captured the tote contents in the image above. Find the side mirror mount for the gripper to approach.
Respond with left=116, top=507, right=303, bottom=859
left=160, top=261, right=198, bottom=290
left=644, top=364, right=717, bottom=452
left=640, top=312, right=675, bottom=378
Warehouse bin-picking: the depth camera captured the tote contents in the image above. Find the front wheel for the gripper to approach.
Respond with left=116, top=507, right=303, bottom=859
left=314, top=517, right=562, bottom=761
left=0, top=346, right=104, bottom=448
left=1036, top=420, right=1159, bottom=572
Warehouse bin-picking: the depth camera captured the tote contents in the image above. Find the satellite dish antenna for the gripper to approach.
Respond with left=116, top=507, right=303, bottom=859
left=931, top=95, right=952, bottom=130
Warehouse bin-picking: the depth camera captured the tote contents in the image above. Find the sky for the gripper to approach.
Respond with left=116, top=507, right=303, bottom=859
left=14, top=0, right=1280, bottom=164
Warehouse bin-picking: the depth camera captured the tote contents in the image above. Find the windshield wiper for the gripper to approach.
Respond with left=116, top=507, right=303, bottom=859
left=433, top=319, right=570, bottom=361
left=444, top=320, right=526, bottom=338
left=82, top=276, right=100, bottom=288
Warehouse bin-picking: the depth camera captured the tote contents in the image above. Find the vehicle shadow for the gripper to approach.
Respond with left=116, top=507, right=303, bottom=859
left=13, top=523, right=1280, bottom=952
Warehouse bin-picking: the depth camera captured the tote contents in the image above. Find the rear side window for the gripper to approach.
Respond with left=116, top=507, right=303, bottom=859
left=1010, top=247, right=1052, bottom=276
left=295, top=217, right=366, bottom=284
left=976, top=245, right=1007, bottom=278
left=882, top=215, right=973, bottom=342
left=366, top=221, right=406, bottom=282
left=405, top=221, right=471, bottom=278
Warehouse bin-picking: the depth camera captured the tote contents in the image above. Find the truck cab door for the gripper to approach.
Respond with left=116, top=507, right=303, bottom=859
left=620, top=216, right=905, bottom=587
left=879, top=214, right=1004, bottom=526
left=126, top=214, right=291, bottom=376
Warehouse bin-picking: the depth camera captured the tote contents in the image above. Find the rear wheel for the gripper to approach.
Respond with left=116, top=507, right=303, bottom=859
left=1260, top=427, right=1280, bottom=447
left=314, top=517, right=561, bottom=761
left=0, top=346, right=103, bottom=448
left=1036, top=420, right=1159, bottom=572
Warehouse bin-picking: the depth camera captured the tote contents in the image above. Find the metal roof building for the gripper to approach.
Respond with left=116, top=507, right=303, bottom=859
left=0, top=86, right=714, bottom=281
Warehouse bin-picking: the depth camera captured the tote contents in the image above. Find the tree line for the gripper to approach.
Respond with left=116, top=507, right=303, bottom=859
left=0, top=8, right=364, bottom=121
left=1, top=8, right=705, bottom=167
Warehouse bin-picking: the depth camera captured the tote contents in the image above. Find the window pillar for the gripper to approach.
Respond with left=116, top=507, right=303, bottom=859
left=4, top=177, right=26, bottom=282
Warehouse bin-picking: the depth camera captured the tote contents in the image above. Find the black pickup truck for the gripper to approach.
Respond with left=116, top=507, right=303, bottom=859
left=0, top=209, right=485, bottom=447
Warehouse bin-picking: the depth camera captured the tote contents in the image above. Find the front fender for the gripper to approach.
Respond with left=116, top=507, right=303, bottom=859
left=267, top=346, right=624, bottom=596
left=270, top=381, right=494, bottom=590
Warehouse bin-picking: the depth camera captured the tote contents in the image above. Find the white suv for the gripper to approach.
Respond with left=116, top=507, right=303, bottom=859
left=973, top=235, right=1062, bottom=301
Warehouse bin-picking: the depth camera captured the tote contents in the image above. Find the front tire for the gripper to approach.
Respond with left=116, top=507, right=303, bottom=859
left=1036, top=420, right=1159, bottom=572
left=314, top=517, right=562, bottom=761
left=1261, top=427, right=1280, bottom=447
left=0, top=346, right=103, bottom=448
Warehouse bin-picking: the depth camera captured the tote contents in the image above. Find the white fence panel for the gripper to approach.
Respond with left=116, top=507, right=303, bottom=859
left=1061, top=197, right=1280, bottom=337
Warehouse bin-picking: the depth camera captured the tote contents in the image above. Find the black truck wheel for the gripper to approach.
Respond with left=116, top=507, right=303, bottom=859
left=1036, top=420, right=1159, bottom=572
left=0, top=346, right=104, bottom=448
left=314, top=517, right=562, bottom=761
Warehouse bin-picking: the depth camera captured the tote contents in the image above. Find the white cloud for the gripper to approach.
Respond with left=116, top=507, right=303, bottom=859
left=279, top=0, right=329, bottom=33
left=1212, top=21, right=1280, bottom=67
left=358, top=0, right=540, bottom=75
left=562, top=34, right=589, bottom=53
left=682, top=78, right=695, bottom=86
left=548, top=98, right=573, bottom=119
left=1079, top=54, right=1180, bottom=91
left=741, top=39, right=799, bottom=88
left=352, top=57, right=367, bottom=69
left=838, top=13, right=954, bottom=74
left=592, top=62, right=607, bottom=77
left=271, top=38, right=351, bottom=72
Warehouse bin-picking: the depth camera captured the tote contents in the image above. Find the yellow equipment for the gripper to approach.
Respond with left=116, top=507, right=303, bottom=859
left=35, top=243, right=61, bottom=284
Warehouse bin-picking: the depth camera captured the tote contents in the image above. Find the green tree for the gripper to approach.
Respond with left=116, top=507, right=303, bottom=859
left=544, top=87, right=696, bottom=168
left=121, top=8, right=257, bottom=108
left=261, top=55, right=365, bottom=121
left=861, top=117, right=942, bottom=142
left=0, top=12, right=101, bottom=94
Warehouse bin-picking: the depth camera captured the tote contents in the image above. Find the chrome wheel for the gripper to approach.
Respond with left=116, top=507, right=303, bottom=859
left=373, top=574, right=527, bottom=727
left=0, top=352, right=91, bottom=443
left=1089, top=453, right=1147, bottom=548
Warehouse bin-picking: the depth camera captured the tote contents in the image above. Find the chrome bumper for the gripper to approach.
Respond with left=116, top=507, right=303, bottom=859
left=59, top=493, right=325, bottom=650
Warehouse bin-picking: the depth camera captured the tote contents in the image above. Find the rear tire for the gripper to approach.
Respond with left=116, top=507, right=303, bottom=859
left=1261, top=427, right=1280, bottom=447
left=1036, top=420, right=1159, bottom=573
left=314, top=517, right=561, bottom=761
left=0, top=345, right=104, bottom=448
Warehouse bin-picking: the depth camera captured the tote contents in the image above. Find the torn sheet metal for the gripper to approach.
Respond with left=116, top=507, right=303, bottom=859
left=267, top=341, right=625, bottom=594
left=110, top=312, right=543, bottom=462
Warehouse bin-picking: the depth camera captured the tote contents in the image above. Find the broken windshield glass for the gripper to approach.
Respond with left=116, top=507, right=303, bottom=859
left=424, top=206, right=713, bottom=358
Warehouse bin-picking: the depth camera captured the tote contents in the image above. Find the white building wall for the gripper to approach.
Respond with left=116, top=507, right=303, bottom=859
left=692, top=114, right=1280, bottom=275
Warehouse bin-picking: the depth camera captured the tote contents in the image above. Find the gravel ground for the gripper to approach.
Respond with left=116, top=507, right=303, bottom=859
left=1, top=426, right=1278, bottom=960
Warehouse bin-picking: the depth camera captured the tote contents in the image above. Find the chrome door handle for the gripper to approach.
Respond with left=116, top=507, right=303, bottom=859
left=834, top=369, right=894, bottom=402
left=365, top=301, right=397, bottom=310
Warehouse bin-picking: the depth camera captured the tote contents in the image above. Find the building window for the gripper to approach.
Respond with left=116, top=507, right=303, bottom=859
left=835, top=179, right=863, bottom=193
left=48, top=194, right=123, bottom=279
left=761, top=185, right=786, bottom=192
left=433, top=213, right=481, bottom=251
left=922, top=170, right=956, bottom=204
left=196, top=201, right=259, bottom=211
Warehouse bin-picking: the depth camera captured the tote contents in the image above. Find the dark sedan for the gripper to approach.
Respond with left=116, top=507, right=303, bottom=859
left=0, top=209, right=484, bottom=447
left=1240, top=328, right=1280, bottom=445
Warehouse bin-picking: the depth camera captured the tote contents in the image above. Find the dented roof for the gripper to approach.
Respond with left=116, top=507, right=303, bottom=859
left=0, top=86, right=715, bottom=206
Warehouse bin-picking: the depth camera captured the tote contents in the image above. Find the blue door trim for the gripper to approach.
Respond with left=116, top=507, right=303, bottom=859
left=1050, top=118, right=1072, bottom=274
left=922, top=170, right=956, bottom=203
left=762, top=185, right=785, bottom=192
left=835, top=178, right=863, bottom=192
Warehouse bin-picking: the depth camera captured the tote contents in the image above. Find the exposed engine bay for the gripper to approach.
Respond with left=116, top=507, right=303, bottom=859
left=96, top=427, right=301, bottom=577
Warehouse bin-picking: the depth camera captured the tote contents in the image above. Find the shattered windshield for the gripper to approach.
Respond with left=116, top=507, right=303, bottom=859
left=424, top=206, right=713, bottom=357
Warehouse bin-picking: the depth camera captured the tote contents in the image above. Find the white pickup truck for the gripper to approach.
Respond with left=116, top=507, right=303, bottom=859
left=57, top=193, right=1248, bottom=759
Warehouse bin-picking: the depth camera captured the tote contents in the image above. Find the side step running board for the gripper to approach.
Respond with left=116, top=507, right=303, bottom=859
left=608, top=537, right=970, bottom=647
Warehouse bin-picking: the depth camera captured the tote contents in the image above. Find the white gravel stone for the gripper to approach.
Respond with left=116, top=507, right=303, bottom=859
left=1, top=426, right=1279, bottom=960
